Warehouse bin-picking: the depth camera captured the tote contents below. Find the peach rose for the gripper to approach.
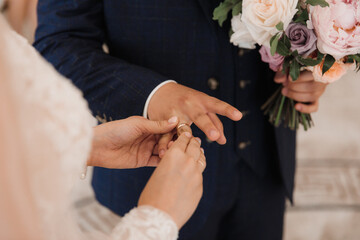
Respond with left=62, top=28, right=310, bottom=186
left=310, top=0, right=360, bottom=60
left=230, top=0, right=298, bottom=48
left=309, top=59, right=354, bottom=83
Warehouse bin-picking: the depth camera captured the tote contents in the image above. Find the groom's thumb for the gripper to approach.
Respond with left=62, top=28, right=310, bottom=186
left=142, top=116, right=178, bottom=134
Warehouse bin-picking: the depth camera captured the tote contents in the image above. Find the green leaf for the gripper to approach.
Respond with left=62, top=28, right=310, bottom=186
left=290, top=60, right=300, bottom=81
left=322, top=54, right=335, bottom=75
left=291, top=50, right=299, bottom=57
left=297, top=56, right=323, bottom=66
left=317, top=52, right=325, bottom=61
left=270, top=34, right=281, bottom=56
left=282, top=34, right=291, bottom=49
left=276, top=22, right=284, bottom=31
left=306, top=0, right=329, bottom=7
left=232, top=2, right=242, bottom=17
left=282, top=57, right=292, bottom=74
left=276, top=39, right=291, bottom=56
left=213, top=1, right=233, bottom=27
left=347, top=55, right=360, bottom=71
left=348, top=54, right=360, bottom=63
left=213, top=0, right=242, bottom=27
left=294, top=9, right=309, bottom=24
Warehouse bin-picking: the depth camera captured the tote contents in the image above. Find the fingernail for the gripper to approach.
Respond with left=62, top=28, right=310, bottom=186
left=209, top=130, right=218, bottom=138
left=168, top=116, right=178, bottom=124
left=233, top=111, right=242, bottom=119
left=159, top=150, right=165, bottom=156
left=296, top=105, right=302, bottom=111
left=201, top=148, right=205, bottom=153
left=196, top=138, right=201, bottom=144
left=184, top=132, right=191, bottom=138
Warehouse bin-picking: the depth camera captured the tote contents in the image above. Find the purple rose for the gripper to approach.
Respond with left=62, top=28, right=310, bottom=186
left=259, top=46, right=284, bottom=72
left=285, top=22, right=317, bottom=57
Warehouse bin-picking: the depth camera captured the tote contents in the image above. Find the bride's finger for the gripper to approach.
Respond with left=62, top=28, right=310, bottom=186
left=171, top=132, right=192, bottom=152
left=146, top=155, right=161, bottom=167
left=158, top=132, right=175, bottom=158
left=152, top=144, right=159, bottom=155
left=185, top=137, right=202, bottom=161
left=167, top=141, right=174, bottom=149
left=140, top=116, right=178, bottom=134
left=196, top=152, right=206, bottom=173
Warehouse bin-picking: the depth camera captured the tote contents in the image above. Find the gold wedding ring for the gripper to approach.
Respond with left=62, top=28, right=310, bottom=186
left=177, top=123, right=192, bottom=137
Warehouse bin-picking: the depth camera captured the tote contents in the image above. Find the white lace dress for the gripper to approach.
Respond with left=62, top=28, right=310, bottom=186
left=0, top=15, right=178, bottom=240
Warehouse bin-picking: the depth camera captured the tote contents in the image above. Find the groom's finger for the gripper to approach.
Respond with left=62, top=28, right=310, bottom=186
left=191, top=112, right=220, bottom=141
left=205, top=97, right=242, bottom=121
left=208, top=113, right=226, bottom=145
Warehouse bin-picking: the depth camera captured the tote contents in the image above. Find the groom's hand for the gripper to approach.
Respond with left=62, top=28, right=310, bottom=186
left=274, top=71, right=327, bottom=114
left=148, top=82, right=242, bottom=157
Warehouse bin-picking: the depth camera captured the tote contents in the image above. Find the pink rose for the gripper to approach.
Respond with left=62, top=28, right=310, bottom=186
left=259, top=46, right=284, bottom=72
left=310, top=0, right=360, bottom=59
left=308, top=58, right=355, bottom=83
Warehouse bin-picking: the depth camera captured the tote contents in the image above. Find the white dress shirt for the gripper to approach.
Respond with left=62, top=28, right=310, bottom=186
left=143, top=80, right=177, bottom=118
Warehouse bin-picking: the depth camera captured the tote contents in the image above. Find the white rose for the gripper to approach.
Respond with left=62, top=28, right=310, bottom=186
left=230, top=0, right=299, bottom=48
left=230, top=14, right=257, bottom=49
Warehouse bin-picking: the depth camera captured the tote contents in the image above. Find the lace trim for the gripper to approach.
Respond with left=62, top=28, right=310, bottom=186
left=111, top=206, right=179, bottom=240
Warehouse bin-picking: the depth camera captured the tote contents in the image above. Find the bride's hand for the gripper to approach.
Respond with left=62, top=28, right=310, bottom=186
left=87, top=116, right=179, bottom=169
left=138, top=133, right=206, bottom=229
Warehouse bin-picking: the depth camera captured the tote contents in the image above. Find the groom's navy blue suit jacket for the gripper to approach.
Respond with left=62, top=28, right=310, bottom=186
left=34, top=0, right=296, bottom=237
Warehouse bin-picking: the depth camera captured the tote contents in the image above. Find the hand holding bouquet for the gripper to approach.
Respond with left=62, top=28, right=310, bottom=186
left=214, top=0, right=360, bottom=130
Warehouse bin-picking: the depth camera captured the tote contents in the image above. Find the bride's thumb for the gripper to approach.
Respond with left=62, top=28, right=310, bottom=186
left=142, top=116, right=178, bottom=134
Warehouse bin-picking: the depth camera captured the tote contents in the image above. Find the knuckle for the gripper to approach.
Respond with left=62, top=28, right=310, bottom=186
left=156, top=120, right=164, bottom=129
left=192, top=112, right=203, bottom=122
left=179, top=95, right=193, bottom=108
left=225, top=105, right=233, bottom=115
left=211, top=97, right=222, bottom=107
left=190, top=138, right=201, bottom=147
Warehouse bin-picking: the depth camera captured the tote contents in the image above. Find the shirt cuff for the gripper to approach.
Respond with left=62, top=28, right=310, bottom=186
left=143, top=80, right=177, bottom=118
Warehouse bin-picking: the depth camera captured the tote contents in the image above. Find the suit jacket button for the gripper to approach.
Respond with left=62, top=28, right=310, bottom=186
left=207, top=77, right=219, bottom=90
left=238, top=49, right=245, bottom=57
left=238, top=141, right=251, bottom=150
left=239, top=80, right=250, bottom=89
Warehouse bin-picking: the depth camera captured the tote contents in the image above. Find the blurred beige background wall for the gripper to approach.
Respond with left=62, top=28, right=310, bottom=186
left=285, top=71, right=360, bottom=240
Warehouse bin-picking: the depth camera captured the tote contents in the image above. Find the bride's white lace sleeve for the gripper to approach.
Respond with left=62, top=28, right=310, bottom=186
left=0, top=15, right=178, bottom=240
left=111, top=206, right=178, bottom=240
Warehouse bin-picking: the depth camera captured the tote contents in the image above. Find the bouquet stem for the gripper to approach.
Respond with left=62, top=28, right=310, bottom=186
left=261, top=86, right=313, bottom=131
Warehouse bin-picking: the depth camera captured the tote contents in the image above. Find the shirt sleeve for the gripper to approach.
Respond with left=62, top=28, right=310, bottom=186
left=143, top=80, right=177, bottom=118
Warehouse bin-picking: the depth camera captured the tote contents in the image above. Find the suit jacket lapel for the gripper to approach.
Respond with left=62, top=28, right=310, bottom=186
left=196, top=0, right=215, bottom=25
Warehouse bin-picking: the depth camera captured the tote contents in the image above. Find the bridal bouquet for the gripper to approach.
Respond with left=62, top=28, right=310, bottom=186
left=213, top=0, right=360, bottom=130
